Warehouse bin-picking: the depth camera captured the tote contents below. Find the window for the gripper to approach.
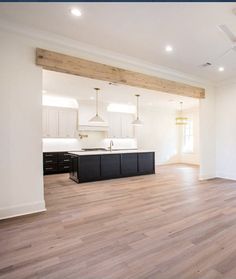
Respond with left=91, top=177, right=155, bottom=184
left=182, top=119, right=194, bottom=153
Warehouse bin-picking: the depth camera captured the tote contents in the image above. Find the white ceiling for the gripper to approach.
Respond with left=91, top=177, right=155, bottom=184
left=0, top=3, right=236, bottom=82
left=43, top=70, right=199, bottom=110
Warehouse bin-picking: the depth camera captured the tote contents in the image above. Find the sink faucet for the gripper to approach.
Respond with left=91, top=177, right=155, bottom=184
left=108, top=140, right=114, bottom=152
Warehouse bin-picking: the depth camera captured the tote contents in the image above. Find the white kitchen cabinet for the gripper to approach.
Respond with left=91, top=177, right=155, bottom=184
left=108, top=112, right=121, bottom=138
left=43, top=107, right=59, bottom=138
left=43, top=106, right=78, bottom=138
left=121, top=113, right=134, bottom=138
left=108, top=112, right=134, bottom=138
left=58, top=109, right=78, bottom=138
left=42, top=108, right=48, bottom=137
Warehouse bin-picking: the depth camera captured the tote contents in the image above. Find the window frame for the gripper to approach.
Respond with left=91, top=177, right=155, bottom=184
left=182, top=118, right=194, bottom=154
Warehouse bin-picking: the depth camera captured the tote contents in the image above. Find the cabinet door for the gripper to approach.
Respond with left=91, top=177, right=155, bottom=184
left=42, top=107, right=48, bottom=137
left=138, top=152, right=155, bottom=174
left=79, top=155, right=101, bottom=182
left=108, top=112, right=122, bottom=138
left=47, top=107, right=59, bottom=137
left=70, top=155, right=79, bottom=182
left=121, top=153, right=138, bottom=175
left=58, top=109, right=77, bottom=138
left=121, top=114, right=134, bottom=138
left=101, top=154, right=121, bottom=178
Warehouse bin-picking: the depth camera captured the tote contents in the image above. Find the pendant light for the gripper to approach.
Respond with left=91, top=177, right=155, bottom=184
left=176, top=101, right=188, bottom=125
left=132, top=94, right=143, bottom=125
left=89, top=88, right=105, bottom=123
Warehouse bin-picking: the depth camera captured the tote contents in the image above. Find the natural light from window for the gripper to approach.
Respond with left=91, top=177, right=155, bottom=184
left=182, top=119, right=194, bottom=153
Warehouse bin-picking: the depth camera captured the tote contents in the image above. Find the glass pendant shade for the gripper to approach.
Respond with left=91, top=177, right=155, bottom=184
left=132, top=94, right=143, bottom=126
left=176, top=102, right=188, bottom=125
left=89, top=88, right=105, bottom=123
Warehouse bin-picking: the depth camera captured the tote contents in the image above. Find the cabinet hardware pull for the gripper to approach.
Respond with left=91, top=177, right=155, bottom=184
left=46, top=160, right=53, bottom=163
left=45, top=167, right=53, bottom=170
left=64, top=159, right=70, bottom=162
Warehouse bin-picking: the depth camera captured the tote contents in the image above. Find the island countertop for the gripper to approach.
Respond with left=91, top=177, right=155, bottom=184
left=68, top=149, right=155, bottom=156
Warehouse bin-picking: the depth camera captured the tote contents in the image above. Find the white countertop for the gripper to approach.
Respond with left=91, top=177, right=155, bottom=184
left=69, top=149, right=155, bottom=156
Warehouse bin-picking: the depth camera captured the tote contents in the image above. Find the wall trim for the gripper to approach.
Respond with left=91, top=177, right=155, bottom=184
left=198, top=174, right=216, bottom=181
left=0, top=201, right=46, bottom=220
left=215, top=172, right=236, bottom=181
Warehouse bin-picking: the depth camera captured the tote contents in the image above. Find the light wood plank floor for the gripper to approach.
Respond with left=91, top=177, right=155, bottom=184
left=1, top=164, right=236, bottom=279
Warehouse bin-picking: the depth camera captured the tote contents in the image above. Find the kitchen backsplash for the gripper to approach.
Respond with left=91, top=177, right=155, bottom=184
left=43, top=134, right=137, bottom=152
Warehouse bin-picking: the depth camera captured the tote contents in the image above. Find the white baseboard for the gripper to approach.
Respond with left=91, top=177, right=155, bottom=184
left=198, top=174, right=216, bottom=181
left=0, top=200, right=46, bottom=220
left=216, top=172, right=236, bottom=181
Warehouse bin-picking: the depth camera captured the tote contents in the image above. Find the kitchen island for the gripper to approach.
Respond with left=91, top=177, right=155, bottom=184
left=69, top=150, right=155, bottom=183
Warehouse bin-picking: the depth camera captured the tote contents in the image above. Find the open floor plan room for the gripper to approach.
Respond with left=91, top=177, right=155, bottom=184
left=1, top=165, right=236, bottom=279
left=1, top=2, right=236, bottom=279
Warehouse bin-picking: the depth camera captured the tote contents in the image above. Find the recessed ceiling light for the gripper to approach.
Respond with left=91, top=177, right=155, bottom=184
left=70, top=8, right=82, bottom=17
left=218, top=67, right=225, bottom=72
left=165, top=45, right=173, bottom=52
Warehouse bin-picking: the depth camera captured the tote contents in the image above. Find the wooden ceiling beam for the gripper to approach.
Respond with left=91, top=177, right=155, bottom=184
left=36, top=48, right=205, bottom=99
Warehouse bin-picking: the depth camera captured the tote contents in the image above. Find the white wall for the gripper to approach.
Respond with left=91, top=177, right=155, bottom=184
left=0, top=23, right=216, bottom=219
left=136, top=107, right=179, bottom=165
left=199, top=86, right=216, bottom=180
left=0, top=30, right=45, bottom=219
left=216, top=80, right=236, bottom=180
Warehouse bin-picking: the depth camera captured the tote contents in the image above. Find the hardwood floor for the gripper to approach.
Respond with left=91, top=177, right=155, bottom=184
left=1, top=164, right=236, bottom=279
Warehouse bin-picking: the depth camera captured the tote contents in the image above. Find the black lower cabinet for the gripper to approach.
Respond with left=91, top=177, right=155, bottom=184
left=70, top=152, right=155, bottom=183
left=138, top=152, right=155, bottom=174
left=70, top=154, right=79, bottom=182
left=79, top=155, right=101, bottom=182
left=121, top=153, right=138, bottom=176
left=44, top=163, right=58, bottom=174
left=43, top=152, right=71, bottom=175
left=101, top=154, right=121, bottom=178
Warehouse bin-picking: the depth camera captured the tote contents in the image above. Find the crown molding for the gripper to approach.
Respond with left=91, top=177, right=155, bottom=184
left=0, top=17, right=213, bottom=87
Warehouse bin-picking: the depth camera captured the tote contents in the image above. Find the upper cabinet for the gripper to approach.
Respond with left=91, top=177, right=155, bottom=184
left=43, top=106, right=78, bottom=138
left=42, top=103, right=135, bottom=139
left=108, top=112, right=134, bottom=138
left=58, top=109, right=78, bottom=138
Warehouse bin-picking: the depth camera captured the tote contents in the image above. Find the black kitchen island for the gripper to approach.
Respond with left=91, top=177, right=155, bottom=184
left=69, top=150, right=155, bottom=183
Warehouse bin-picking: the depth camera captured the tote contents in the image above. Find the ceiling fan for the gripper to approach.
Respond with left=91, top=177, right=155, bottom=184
left=201, top=24, right=236, bottom=67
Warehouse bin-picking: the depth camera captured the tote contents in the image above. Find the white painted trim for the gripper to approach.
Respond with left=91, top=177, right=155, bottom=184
left=0, top=18, right=211, bottom=87
left=0, top=201, right=46, bottom=220
left=198, top=174, right=216, bottom=181
left=215, top=172, right=236, bottom=181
